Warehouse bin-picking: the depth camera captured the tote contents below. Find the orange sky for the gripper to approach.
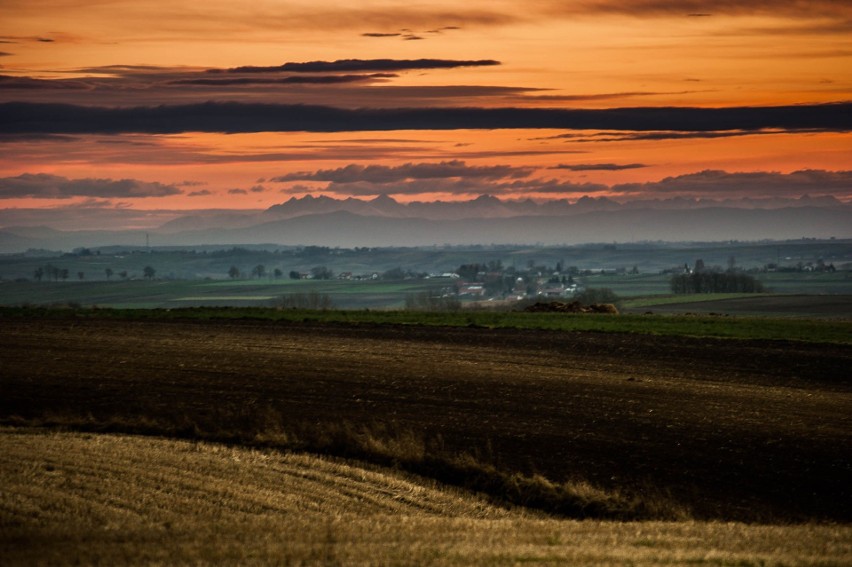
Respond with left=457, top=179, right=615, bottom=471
left=1, top=0, right=850, bottom=215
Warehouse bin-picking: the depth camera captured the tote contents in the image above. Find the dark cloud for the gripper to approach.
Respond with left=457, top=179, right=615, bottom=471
left=213, top=59, right=501, bottom=74
left=169, top=73, right=396, bottom=87
left=188, top=189, right=213, bottom=197
left=541, top=128, right=844, bottom=143
left=0, top=173, right=181, bottom=199
left=610, top=169, right=852, bottom=199
left=271, top=160, right=613, bottom=197
left=228, top=188, right=248, bottom=195
left=0, top=75, right=91, bottom=90
left=361, top=26, right=460, bottom=41
left=0, top=133, right=78, bottom=143
left=249, top=185, right=266, bottom=193
left=270, top=159, right=852, bottom=200
left=0, top=65, right=530, bottom=107
left=272, top=161, right=533, bottom=184
left=290, top=168, right=852, bottom=200
left=3, top=101, right=849, bottom=135
left=0, top=52, right=12, bottom=57
left=0, top=36, right=59, bottom=44
left=553, top=163, right=649, bottom=171
left=318, top=177, right=609, bottom=197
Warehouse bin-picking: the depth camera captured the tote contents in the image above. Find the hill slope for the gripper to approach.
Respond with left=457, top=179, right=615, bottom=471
left=2, top=428, right=849, bottom=566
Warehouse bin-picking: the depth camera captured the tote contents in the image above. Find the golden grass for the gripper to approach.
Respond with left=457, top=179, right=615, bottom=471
left=2, top=428, right=850, bottom=566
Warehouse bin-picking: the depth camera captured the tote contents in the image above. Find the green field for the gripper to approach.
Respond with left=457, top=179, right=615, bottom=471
left=0, top=278, right=450, bottom=309
left=3, top=270, right=852, bottom=313
left=3, top=305, right=850, bottom=344
left=3, top=240, right=851, bottom=319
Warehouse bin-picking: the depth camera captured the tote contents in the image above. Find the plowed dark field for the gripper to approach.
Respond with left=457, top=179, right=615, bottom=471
left=2, top=317, right=850, bottom=521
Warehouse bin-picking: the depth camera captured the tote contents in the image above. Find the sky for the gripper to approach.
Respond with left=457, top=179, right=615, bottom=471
left=0, top=0, right=850, bottom=224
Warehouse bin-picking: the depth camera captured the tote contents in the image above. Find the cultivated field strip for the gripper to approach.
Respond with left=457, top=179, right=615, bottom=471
left=2, top=318, right=850, bottom=521
left=2, top=429, right=851, bottom=566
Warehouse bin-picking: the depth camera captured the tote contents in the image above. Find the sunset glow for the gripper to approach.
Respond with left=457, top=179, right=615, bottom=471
left=1, top=0, right=850, bottom=222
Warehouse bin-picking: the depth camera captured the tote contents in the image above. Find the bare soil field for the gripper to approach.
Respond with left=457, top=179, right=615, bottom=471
left=3, top=428, right=850, bottom=566
left=624, top=293, right=852, bottom=318
left=1, top=317, right=850, bottom=522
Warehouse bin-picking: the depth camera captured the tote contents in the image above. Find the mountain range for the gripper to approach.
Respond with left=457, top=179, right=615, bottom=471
left=1, top=194, right=850, bottom=252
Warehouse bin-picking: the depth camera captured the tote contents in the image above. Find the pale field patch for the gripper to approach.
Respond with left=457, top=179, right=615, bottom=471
left=1, top=428, right=849, bottom=566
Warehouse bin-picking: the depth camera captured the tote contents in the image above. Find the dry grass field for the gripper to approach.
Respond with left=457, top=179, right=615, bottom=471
left=3, top=428, right=850, bottom=566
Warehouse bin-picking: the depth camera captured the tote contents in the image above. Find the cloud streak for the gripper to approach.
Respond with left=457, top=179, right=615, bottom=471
left=268, top=160, right=852, bottom=200
left=3, top=101, right=849, bottom=135
left=214, top=59, right=500, bottom=74
left=0, top=75, right=92, bottom=90
left=610, top=169, right=852, bottom=199
left=169, top=73, right=397, bottom=87
left=0, top=173, right=181, bottom=199
left=271, top=160, right=616, bottom=198
left=552, top=163, right=649, bottom=171
left=298, top=177, right=609, bottom=198
left=272, top=160, right=532, bottom=184
left=0, top=59, right=512, bottom=107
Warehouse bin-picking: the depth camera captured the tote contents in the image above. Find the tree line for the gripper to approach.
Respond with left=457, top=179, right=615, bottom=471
left=670, top=271, right=764, bottom=294
left=33, top=264, right=156, bottom=281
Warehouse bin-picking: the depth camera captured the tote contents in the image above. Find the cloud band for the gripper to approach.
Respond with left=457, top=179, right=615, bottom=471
left=2, top=101, right=849, bottom=135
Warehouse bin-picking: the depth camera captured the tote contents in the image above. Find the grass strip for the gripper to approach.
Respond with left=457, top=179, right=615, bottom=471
left=2, top=305, right=850, bottom=344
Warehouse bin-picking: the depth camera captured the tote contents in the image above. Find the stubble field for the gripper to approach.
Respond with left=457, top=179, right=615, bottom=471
left=1, top=314, right=850, bottom=563
left=3, top=428, right=850, bottom=566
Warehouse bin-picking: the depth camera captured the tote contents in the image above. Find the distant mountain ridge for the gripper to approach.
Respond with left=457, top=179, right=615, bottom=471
left=2, top=201, right=850, bottom=252
left=159, top=193, right=847, bottom=233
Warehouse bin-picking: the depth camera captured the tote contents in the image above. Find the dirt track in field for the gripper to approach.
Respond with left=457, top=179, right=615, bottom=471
left=1, top=317, right=850, bottom=521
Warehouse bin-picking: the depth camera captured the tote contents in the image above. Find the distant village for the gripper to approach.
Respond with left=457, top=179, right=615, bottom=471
left=288, top=260, right=633, bottom=302
left=8, top=240, right=848, bottom=308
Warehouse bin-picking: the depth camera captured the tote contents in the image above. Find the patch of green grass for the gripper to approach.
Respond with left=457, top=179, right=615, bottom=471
left=0, top=279, right=449, bottom=310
